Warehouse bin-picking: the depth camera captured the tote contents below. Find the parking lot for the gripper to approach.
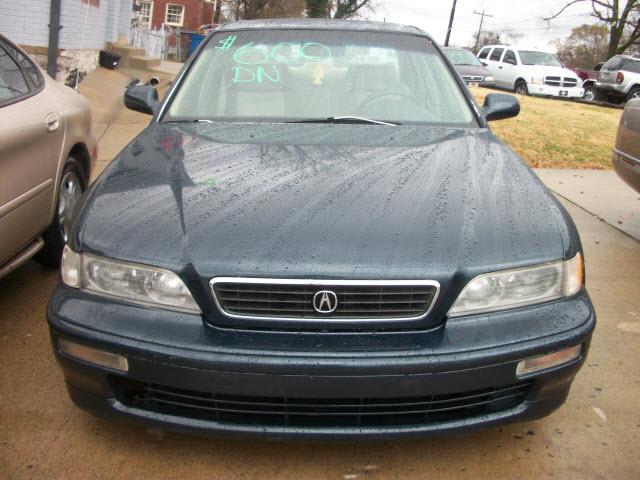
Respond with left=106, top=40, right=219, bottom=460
left=0, top=66, right=639, bottom=479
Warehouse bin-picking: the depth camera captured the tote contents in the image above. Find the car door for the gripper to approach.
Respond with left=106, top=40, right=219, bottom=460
left=496, top=49, right=518, bottom=89
left=0, top=37, right=65, bottom=265
left=484, top=47, right=504, bottom=82
left=477, top=47, right=493, bottom=74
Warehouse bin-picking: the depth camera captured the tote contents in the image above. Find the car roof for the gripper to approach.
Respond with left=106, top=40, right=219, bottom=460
left=216, top=18, right=427, bottom=37
left=480, top=45, right=558, bottom=54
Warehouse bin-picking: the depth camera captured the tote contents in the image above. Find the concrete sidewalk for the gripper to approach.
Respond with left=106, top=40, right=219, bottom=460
left=535, top=169, right=640, bottom=241
left=78, top=63, right=179, bottom=179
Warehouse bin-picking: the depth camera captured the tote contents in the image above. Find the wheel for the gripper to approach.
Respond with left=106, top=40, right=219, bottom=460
left=626, top=86, right=640, bottom=102
left=583, top=85, right=597, bottom=102
left=33, top=157, right=86, bottom=267
left=514, top=81, right=529, bottom=96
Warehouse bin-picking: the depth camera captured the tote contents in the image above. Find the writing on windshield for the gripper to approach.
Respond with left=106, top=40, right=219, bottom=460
left=215, top=35, right=332, bottom=84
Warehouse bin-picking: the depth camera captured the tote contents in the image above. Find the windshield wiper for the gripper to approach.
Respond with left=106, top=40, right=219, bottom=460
left=287, top=116, right=399, bottom=126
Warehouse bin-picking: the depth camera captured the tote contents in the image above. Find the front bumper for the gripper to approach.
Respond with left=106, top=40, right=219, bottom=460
left=528, top=84, right=584, bottom=98
left=47, top=286, right=595, bottom=440
left=464, top=79, right=495, bottom=88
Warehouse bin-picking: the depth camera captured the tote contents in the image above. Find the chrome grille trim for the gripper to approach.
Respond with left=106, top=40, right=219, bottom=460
left=544, top=76, right=578, bottom=87
left=209, top=278, right=440, bottom=323
left=462, top=75, right=484, bottom=82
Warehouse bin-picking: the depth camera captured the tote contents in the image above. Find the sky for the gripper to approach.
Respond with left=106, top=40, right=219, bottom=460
left=370, top=0, right=597, bottom=51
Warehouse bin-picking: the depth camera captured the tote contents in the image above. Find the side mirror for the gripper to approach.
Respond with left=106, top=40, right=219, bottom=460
left=481, top=62, right=488, bottom=67
left=124, top=85, right=158, bottom=115
left=482, top=93, right=520, bottom=121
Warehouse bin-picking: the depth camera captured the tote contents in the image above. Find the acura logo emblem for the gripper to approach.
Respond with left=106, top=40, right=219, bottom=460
left=313, top=290, right=338, bottom=313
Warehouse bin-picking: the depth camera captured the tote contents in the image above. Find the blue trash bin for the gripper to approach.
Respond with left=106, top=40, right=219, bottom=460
left=189, top=33, right=205, bottom=56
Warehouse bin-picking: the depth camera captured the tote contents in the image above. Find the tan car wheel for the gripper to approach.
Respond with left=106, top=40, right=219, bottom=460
left=34, top=158, right=86, bottom=267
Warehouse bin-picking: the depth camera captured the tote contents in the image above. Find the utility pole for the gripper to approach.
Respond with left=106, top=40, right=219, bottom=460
left=473, top=9, right=493, bottom=52
left=444, top=0, right=458, bottom=47
left=47, top=0, right=62, bottom=79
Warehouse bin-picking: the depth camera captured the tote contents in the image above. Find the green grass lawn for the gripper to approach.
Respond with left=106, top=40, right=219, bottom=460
left=472, top=87, right=622, bottom=169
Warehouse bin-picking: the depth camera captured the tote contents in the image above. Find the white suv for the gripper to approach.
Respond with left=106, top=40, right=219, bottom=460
left=477, top=45, right=583, bottom=98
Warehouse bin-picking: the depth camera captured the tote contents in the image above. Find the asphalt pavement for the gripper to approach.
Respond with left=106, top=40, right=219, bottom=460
left=1, top=69, right=639, bottom=480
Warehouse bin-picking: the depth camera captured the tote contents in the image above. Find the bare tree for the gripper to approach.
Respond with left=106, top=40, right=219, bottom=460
left=230, top=0, right=305, bottom=20
left=555, top=24, right=609, bottom=68
left=545, top=0, right=640, bottom=58
left=306, top=0, right=375, bottom=19
left=470, top=29, right=523, bottom=51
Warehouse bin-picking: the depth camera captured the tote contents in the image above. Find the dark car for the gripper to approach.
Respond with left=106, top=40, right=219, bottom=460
left=443, top=47, right=495, bottom=87
left=48, top=19, right=595, bottom=440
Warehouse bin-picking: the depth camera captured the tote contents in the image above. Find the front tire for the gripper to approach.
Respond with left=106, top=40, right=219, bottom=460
left=514, top=81, right=529, bottom=96
left=34, top=157, right=86, bottom=267
left=583, top=85, right=597, bottom=102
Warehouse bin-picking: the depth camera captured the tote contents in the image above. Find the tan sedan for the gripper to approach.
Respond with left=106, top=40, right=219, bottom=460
left=0, top=34, right=96, bottom=278
left=613, top=98, right=640, bottom=193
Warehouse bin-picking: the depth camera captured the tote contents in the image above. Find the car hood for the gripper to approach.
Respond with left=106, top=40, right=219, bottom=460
left=454, top=64, right=492, bottom=78
left=75, top=123, right=576, bottom=282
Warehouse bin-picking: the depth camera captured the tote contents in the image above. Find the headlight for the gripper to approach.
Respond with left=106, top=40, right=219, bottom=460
left=530, top=75, right=544, bottom=84
left=61, top=246, right=200, bottom=313
left=484, top=76, right=495, bottom=83
left=448, top=253, right=583, bottom=317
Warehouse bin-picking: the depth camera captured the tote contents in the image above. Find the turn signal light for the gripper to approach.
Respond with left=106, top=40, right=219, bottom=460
left=58, top=338, right=129, bottom=372
left=516, top=345, right=582, bottom=377
left=616, top=71, right=625, bottom=83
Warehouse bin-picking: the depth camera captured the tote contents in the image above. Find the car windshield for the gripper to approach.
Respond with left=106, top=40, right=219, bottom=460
left=444, top=49, right=482, bottom=66
left=165, top=29, right=474, bottom=126
left=519, top=51, right=562, bottom=67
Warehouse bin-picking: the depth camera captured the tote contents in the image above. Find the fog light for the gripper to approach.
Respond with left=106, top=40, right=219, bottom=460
left=58, top=338, right=128, bottom=372
left=516, top=345, right=582, bottom=377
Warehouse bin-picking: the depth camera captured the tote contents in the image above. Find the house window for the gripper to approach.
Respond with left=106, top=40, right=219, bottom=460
left=139, top=1, right=153, bottom=26
left=165, top=4, right=184, bottom=27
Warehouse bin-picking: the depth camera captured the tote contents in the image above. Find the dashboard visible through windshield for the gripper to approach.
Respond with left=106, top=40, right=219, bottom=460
left=164, top=29, right=475, bottom=126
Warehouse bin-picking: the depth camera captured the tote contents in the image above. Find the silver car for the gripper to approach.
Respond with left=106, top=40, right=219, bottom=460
left=595, top=55, right=640, bottom=102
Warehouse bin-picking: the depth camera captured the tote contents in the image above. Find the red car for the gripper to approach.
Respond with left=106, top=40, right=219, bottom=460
left=571, top=63, right=604, bottom=101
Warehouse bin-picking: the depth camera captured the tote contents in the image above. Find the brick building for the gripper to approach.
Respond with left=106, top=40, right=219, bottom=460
left=0, top=0, right=133, bottom=82
left=138, top=0, right=216, bottom=32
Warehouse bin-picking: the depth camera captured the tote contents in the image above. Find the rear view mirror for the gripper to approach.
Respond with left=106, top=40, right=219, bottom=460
left=124, top=85, right=158, bottom=115
left=482, top=93, right=520, bottom=121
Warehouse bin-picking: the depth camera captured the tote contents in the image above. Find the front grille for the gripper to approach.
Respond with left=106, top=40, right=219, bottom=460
left=210, top=279, right=439, bottom=320
left=115, top=380, right=532, bottom=429
left=544, top=76, right=578, bottom=87
left=462, top=75, right=484, bottom=82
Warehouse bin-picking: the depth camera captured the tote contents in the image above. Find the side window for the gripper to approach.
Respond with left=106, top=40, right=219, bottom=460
left=0, top=45, right=29, bottom=102
left=478, top=47, right=490, bottom=60
left=625, top=60, right=640, bottom=74
left=489, top=48, right=504, bottom=61
left=503, top=50, right=517, bottom=65
left=0, top=40, right=43, bottom=89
